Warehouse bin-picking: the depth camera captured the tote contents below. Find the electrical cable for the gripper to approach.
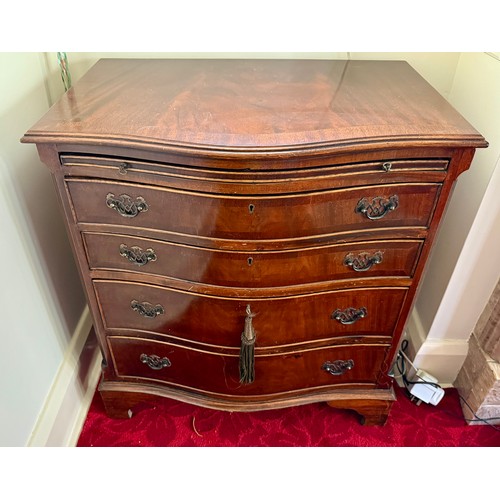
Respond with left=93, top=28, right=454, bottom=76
left=458, top=395, right=500, bottom=431
left=394, top=339, right=500, bottom=431
left=394, top=340, right=441, bottom=396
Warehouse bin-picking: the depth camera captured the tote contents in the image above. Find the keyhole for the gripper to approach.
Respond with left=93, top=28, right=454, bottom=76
left=247, top=257, right=253, bottom=266
left=248, top=204, right=255, bottom=214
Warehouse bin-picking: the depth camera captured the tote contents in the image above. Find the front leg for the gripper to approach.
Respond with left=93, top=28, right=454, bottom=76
left=327, top=398, right=394, bottom=426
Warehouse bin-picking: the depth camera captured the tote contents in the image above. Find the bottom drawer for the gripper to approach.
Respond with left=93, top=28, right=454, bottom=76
left=108, top=336, right=390, bottom=396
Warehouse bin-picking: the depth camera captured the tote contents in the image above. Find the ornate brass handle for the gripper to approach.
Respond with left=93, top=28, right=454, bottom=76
left=131, top=300, right=164, bottom=318
left=119, top=244, right=157, bottom=266
left=239, top=305, right=256, bottom=384
left=332, top=307, right=367, bottom=325
left=140, top=353, right=171, bottom=370
left=322, top=359, right=354, bottom=376
left=355, top=195, right=399, bottom=220
left=106, top=193, right=148, bottom=218
left=344, top=251, right=383, bottom=272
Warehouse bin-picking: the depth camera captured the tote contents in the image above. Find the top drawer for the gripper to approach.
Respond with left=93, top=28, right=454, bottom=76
left=66, top=179, right=441, bottom=241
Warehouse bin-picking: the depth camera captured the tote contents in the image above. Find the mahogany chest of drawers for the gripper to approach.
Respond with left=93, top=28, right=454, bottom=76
left=23, top=58, right=487, bottom=425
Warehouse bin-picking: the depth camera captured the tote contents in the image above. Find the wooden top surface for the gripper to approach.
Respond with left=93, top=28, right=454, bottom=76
left=23, top=58, right=487, bottom=154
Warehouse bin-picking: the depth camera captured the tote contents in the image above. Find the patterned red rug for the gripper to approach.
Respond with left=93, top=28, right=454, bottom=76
left=77, top=386, right=500, bottom=446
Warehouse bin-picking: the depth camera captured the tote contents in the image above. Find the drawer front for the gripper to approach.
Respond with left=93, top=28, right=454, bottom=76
left=108, top=336, right=389, bottom=395
left=67, top=179, right=440, bottom=240
left=95, top=280, right=407, bottom=347
left=84, top=232, right=422, bottom=286
left=61, top=153, right=449, bottom=194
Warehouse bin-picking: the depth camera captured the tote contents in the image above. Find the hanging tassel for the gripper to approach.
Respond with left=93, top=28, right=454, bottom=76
left=239, top=304, right=256, bottom=384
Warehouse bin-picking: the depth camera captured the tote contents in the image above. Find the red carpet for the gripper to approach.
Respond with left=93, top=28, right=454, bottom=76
left=77, top=386, right=500, bottom=446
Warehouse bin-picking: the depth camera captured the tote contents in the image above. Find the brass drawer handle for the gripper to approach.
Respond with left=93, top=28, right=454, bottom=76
left=382, top=161, right=392, bottom=172
left=140, top=353, right=171, bottom=370
left=355, top=195, right=399, bottom=220
left=322, top=359, right=354, bottom=376
left=239, top=305, right=256, bottom=384
left=131, top=300, right=164, bottom=318
left=106, top=193, right=149, bottom=218
left=344, top=251, right=383, bottom=272
left=119, top=244, right=157, bottom=266
left=332, top=307, right=367, bottom=325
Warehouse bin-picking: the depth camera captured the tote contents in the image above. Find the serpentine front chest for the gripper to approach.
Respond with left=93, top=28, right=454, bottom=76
left=23, top=58, right=487, bottom=424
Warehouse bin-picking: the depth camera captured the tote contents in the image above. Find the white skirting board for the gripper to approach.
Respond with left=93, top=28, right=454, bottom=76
left=27, top=306, right=102, bottom=447
left=404, top=307, right=469, bottom=387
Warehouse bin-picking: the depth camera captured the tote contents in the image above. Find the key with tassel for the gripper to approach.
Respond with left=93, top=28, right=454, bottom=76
left=239, top=304, right=256, bottom=384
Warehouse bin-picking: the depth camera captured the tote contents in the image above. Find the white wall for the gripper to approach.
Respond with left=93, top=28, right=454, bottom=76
left=409, top=53, right=500, bottom=383
left=0, top=53, right=87, bottom=446
left=416, top=53, right=500, bottom=332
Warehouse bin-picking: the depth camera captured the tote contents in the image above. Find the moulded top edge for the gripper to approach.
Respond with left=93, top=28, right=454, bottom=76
left=21, top=131, right=488, bottom=158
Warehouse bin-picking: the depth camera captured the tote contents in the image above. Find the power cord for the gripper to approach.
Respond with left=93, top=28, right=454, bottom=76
left=458, top=395, right=500, bottom=430
left=394, top=339, right=500, bottom=432
left=394, top=340, right=441, bottom=402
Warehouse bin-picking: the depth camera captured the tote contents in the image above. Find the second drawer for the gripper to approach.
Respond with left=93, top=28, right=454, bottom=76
left=83, top=232, right=423, bottom=286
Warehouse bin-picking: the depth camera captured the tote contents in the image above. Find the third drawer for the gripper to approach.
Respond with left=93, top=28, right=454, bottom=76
left=94, top=279, right=408, bottom=347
